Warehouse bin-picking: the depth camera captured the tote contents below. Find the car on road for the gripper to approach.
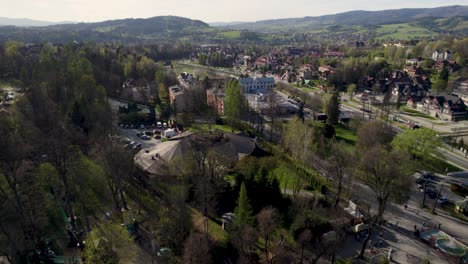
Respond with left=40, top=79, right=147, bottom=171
left=437, top=196, right=451, bottom=205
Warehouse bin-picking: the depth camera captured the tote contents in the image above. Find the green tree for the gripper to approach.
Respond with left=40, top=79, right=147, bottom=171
left=224, top=80, right=248, bottom=129
left=392, top=128, right=441, bottom=162
left=347, top=84, right=356, bottom=100
left=325, top=91, right=340, bottom=125
left=432, top=79, right=449, bottom=93
left=83, top=223, right=138, bottom=264
left=234, top=183, right=254, bottom=227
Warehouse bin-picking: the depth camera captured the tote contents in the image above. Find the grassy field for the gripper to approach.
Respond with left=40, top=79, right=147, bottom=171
left=401, top=107, right=437, bottom=120
left=172, top=61, right=240, bottom=78
left=217, top=30, right=241, bottom=39
left=420, top=156, right=461, bottom=174
left=189, top=123, right=240, bottom=133
left=375, top=23, right=439, bottom=40
left=297, top=86, right=320, bottom=93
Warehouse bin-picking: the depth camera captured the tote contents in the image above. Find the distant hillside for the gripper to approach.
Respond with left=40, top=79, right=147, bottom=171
left=50, top=16, right=209, bottom=35
left=209, top=21, right=247, bottom=27
left=0, top=16, right=209, bottom=43
left=223, top=5, right=468, bottom=32
left=0, top=17, right=72, bottom=27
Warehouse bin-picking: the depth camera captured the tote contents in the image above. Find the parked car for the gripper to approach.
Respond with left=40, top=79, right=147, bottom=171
left=140, top=135, right=151, bottom=140
left=437, top=196, right=448, bottom=204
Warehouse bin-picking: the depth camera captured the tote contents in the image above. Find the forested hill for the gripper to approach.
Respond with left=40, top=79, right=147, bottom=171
left=222, top=5, right=468, bottom=31
left=0, top=16, right=209, bottom=43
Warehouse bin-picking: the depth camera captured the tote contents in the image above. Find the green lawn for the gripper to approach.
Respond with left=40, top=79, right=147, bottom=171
left=189, top=123, right=239, bottom=133
left=335, top=124, right=357, bottom=146
left=297, top=86, right=320, bottom=93
left=272, top=163, right=299, bottom=190
left=421, top=156, right=462, bottom=174
left=401, top=107, right=437, bottom=120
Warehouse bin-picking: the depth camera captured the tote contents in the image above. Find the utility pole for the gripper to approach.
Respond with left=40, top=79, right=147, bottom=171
left=432, top=184, right=444, bottom=214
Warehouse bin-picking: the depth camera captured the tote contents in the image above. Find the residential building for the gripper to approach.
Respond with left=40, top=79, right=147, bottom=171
left=169, top=86, right=187, bottom=112
left=206, top=88, right=226, bottom=115
left=239, top=77, right=275, bottom=94
left=418, top=94, right=468, bottom=121
left=432, top=50, right=452, bottom=61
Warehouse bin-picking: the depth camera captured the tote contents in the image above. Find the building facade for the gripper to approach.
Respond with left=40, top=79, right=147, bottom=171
left=239, top=77, right=275, bottom=94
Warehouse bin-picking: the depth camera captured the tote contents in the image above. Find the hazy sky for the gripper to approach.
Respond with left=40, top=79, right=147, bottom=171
left=2, top=0, right=468, bottom=23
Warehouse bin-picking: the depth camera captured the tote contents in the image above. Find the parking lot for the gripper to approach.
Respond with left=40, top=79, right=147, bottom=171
left=114, top=124, right=164, bottom=150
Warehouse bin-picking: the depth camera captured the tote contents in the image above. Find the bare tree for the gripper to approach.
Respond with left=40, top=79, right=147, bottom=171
left=230, top=225, right=259, bottom=264
left=327, top=141, right=354, bottom=208
left=99, top=140, right=134, bottom=210
left=359, top=145, right=411, bottom=220
left=257, top=207, right=280, bottom=263
left=356, top=120, right=394, bottom=152
left=264, top=91, right=281, bottom=142
left=183, top=232, right=212, bottom=264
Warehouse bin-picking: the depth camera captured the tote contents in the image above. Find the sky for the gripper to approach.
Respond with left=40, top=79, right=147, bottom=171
left=1, top=0, right=467, bottom=23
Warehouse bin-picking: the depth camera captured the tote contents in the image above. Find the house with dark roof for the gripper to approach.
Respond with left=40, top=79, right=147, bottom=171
left=417, top=94, right=468, bottom=121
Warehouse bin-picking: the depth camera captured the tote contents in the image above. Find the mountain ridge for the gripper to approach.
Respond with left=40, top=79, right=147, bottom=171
left=220, top=5, right=468, bottom=31
left=0, top=17, right=74, bottom=27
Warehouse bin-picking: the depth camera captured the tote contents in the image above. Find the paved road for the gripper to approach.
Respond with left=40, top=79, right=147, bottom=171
left=342, top=178, right=467, bottom=264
